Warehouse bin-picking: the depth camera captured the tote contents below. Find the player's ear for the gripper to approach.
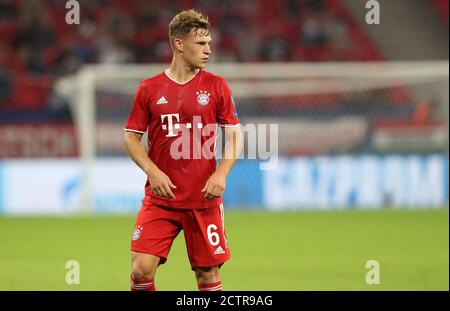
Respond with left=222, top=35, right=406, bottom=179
left=174, top=38, right=183, bottom=52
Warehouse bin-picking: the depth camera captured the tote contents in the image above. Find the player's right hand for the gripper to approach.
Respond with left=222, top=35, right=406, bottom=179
left=147, top=169, right=177, bottom=199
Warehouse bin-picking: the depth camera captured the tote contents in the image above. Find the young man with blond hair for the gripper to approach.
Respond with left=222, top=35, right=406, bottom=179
left=124, top=9, right=242, bottom=291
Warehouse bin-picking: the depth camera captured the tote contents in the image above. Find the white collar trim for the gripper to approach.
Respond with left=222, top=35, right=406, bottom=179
left=164, top=69, right=200, bottom=85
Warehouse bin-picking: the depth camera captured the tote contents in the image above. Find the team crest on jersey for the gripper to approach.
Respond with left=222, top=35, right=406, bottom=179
left=196, top=90, right=210, bottom=105
left=132, top=225, right=143, bottom=241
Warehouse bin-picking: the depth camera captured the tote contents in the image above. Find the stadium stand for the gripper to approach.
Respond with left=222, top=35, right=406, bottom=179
left=0, top=0, right=381, bottom=111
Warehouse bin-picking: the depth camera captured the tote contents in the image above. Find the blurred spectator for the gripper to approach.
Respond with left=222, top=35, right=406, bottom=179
left=0, top=70, right=12, bottom=104
left=236, top=26, right=262, bottom=62
left=0, top=43, right=12, bottom=106
left=261, top=35, right=291, bottom=61
left=301, top=13, right=327, bottom=48
left=96, top=35, right=134, bottom=64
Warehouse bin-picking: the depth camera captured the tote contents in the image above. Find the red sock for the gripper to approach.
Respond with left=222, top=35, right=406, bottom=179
left=131, top=275, right=155, bottom=291
left=198, top=281, right=222, bottom=291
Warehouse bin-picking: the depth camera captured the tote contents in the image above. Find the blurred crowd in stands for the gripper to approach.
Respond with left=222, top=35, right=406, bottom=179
left=0, top=0, right=384, bottom=113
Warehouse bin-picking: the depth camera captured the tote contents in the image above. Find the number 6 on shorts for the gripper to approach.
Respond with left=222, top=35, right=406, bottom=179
left=207, top=224, right=220, bottom=246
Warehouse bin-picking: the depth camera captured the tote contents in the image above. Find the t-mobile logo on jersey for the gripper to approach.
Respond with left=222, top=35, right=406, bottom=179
left=161, top=113, right=204, bottom=137
left=161, top=113, right=221, bottom=161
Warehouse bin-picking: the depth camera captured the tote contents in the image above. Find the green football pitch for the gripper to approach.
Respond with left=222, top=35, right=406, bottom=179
left=0, top=209, right=448, bottom=290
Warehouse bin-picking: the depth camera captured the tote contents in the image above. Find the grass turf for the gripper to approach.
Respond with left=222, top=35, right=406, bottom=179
left=0, top=209, right=448, bottom=290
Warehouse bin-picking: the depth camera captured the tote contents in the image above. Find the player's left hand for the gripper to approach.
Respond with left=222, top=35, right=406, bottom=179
left=201, top=171, right=226, bottom=201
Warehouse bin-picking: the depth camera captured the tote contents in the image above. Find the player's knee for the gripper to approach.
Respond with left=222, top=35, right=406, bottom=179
left=131, top=262, right=156, bottom=280
left=131, top=252, right=160, bottom=280
left=194, top=266, right=220, bottom=283
left=131, top=266, right=154, bottom=281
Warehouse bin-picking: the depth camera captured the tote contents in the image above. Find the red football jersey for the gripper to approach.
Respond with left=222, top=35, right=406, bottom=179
left=125, top=69, right=240, bottom=209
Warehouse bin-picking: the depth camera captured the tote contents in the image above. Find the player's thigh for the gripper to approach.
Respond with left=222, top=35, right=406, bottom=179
left=182, top=202, right=230, bottom=268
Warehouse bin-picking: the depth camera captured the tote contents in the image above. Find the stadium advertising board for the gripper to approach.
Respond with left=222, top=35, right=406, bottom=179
left=0, top=156, right=447, bottom=214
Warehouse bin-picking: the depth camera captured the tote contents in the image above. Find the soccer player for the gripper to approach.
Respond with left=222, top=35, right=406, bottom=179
left=124, top=9, right=243, bottom=291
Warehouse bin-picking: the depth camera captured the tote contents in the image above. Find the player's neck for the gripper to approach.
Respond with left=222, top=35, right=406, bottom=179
left=166, top=59, right=200, bottom=84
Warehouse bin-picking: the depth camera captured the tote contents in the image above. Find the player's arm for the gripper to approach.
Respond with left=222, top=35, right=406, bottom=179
left=202, top=125, right=243, bottom=200
left=124, top=131, right=177, bottom=199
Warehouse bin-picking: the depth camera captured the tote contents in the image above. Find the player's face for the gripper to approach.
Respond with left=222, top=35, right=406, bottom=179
left=181, top=29, right=212, bottom=69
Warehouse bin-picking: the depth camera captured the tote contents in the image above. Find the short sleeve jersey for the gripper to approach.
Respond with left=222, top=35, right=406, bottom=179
left=125, top=69, right=240, bottom=209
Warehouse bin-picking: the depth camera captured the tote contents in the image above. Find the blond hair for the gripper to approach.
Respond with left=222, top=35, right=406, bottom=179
left=169, top=9, right=210, bottom=47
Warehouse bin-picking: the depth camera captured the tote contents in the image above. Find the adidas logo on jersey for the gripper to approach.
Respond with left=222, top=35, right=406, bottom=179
left=156, top=96, right=168, bottom=105
left=214, top=246, right=225, bottom=255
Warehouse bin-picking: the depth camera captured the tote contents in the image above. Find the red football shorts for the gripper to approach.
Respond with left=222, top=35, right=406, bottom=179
left=131, top=200, right=231, bottom=268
